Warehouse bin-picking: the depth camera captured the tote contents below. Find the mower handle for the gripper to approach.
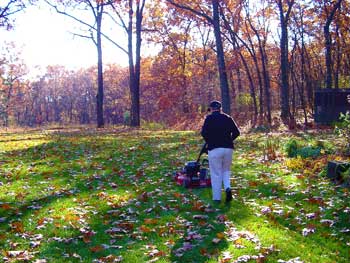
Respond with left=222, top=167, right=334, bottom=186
left=196, top=143, right=208, bottom=163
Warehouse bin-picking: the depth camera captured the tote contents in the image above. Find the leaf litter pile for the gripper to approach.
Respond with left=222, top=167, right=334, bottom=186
left=0, top=128, right=349, bottom=262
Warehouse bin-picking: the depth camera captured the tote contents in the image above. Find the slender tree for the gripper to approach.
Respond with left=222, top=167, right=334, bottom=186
left=220, top=2, right=258, bottom=125
left=246, top=5, right=272, bottom=124
left=324, top=0, right=342, bottom=89
left=45, top=0, right=112, bottom=128
left=166, top=0, right=231, bottom=114
left=109, top=0, right=146, bottom=127
left=276, top=0, right=294, bottom=124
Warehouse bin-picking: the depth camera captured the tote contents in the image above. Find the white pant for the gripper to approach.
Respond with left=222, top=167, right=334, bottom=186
left=208, top=148, right=233, bottom=200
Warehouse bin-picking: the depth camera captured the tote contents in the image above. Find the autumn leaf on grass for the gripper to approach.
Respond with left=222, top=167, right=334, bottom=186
left=117, top=222, right=134, bottom=232
left=165, top=239, right=175, bottom=248
left=97, top=191, right=108, bottom=199
left=137, top=192, right=148, bottom=202
left=97, top=255, right=123, bottom=263
left=64, top=213, right=80, bottom=223
left=29, top=240, right=41, bottom=248
left=216, top=214, right=227, bottom=223
left=174, top=242, right=193, bottom=257
left=0, top=233, right=6, bottom=241
left=1, top=203, right=11, bottom=210
left=10, top=221, right=24, bottom=233
left=15, top=192, right=26, bottom=201
left=307, top=197, right=325, bottom=206
left=221, top=251, right=233, bottom=263
left=249, top=181, right=258, bottom=187
left=185, top=231, right=203, bottom=241
left=192, top=201, right=205, bottom=211
left=4, top=250, right=34, bottom=261
left=234, top=239, right=245, bottom=248
left=145, top=248, right=166, bottom=258
left=216, top=232, right=225, bottom=239
left=302, top=227, right=316, bottom=236
left=212, top=232, right=225, bottom=245
left=90, top=245, right=104, bottom=253
left=139, top=225, right=152, bottom=233
left=136, top=169, right=144, bottom=178
left=212, top=238, right=222, bottom=244
left=82, top=231, right=96, bottom=243
left=144, top=218, right=158, bottom=225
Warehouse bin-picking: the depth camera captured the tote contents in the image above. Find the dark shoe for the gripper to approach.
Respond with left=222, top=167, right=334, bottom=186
left=225, top=188, right=232, bottom=202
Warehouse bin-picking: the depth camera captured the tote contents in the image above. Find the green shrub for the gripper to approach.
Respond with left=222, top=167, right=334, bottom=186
left=285, top=138, right=322, bottom=159
left=297, top=146, right=322, bottom=158
left=312, top=140, right=335, bottom=154
left=285, top=139, right=300, bottom=158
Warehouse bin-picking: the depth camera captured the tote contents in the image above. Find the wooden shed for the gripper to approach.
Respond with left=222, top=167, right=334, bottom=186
left=314, top=89, right=350, bottom=124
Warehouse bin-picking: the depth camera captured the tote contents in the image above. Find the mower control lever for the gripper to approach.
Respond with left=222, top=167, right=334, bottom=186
left=196, top=143, right=208, bottom=163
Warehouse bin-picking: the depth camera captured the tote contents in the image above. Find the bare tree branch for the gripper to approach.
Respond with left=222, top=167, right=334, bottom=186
left=165, top=0, right=213, bottom=24
left=110, top=3, right=128, bottom=33
left=44, top=0, right=128, bottom=55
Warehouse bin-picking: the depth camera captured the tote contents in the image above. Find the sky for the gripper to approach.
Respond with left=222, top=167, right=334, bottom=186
left=1, top=2, right=130, bottom=77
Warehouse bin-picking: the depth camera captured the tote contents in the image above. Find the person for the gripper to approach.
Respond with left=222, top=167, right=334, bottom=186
left=201, top=100, right=240, bottom=203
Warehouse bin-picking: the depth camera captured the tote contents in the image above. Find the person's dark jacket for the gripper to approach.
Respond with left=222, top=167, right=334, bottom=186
left=201, top=111, right=240, bottom=151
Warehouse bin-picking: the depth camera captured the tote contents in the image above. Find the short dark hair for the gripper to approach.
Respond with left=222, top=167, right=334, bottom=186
left=209, top=100, right=221, bottom=110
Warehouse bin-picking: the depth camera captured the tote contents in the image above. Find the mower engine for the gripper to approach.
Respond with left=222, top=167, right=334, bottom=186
left=174, top=144, right=211, bottom=188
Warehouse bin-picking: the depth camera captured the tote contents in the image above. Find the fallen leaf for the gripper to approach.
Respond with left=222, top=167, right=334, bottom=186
left=221, top=251, right=233, bottom=262
left=212, top=238, right=222, bottom=244
left=96, top=255, right=123, bottom=262
left=144, top=218, right=158, bottom=225
left=217, top=232, right=225, bottom=239
left=139, top=225, right=152, bottom=233
left=10, top=221, right=24, bottom=233
left=4, top=250, right=34, bottom=261
left=90, top=245, right=104, bottom=253
left=216, top=214, right=227, bottom=223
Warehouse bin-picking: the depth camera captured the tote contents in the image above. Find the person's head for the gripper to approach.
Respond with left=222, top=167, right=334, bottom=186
left=208, top=100, right=221, bottom=112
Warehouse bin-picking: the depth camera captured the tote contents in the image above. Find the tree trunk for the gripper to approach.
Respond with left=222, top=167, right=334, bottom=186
left=324, top=0, right=342, bottom=89
left=96, top=7, right=104, bottom=128
left=238, top=50, right=258, bottom=125
left=324, top=24, right=332, bottom=89
left=278, top=0, right=293, bottom=124
left=4, top=83, right=13, bottom=127
left=212, top=0, right=231, bottom=114
left=335, top=23, right=340, bottom=89
left=128, top=0, right=138, bottom=127
left=166, top=0, right=231, bottom=114
left=300, top=25, right=308, bottom=125
left=260, top=42, right=272, bottom=124
left=244, top=18, right=264, bottom=123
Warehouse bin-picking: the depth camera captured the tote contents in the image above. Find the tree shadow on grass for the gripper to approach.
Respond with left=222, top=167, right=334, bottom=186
left=228, top=171, right=350, bottom=263
left=1, top=129, right=216, bottom=262
left=34, top=186, right=241, bottom=263
left=0, top=134, right=130, bottom=224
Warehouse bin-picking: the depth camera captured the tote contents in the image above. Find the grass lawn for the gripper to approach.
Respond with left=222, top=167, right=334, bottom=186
left=0, top=127, right=349, bottom=263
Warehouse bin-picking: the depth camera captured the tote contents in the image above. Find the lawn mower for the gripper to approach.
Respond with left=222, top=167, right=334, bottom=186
left=173, top=143, right=211, bottom=188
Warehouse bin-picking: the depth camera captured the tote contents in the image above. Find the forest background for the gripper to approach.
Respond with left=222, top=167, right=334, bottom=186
left=1, top=0, right=349, bottom=130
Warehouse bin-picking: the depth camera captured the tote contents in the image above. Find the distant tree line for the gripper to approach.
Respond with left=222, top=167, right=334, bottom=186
left=1, top=0, right=350, bottom=129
